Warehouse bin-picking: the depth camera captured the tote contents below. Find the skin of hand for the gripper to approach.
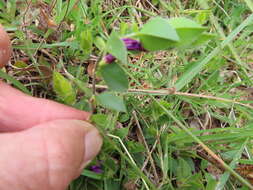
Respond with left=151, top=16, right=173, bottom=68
left=0, top=26, right=103, bottom=190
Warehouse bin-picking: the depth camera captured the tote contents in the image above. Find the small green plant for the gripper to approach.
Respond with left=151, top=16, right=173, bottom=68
left=90, top=17, right=215, bottom=112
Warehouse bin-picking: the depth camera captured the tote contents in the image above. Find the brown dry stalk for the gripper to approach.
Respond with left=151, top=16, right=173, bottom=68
left=132, top=111, right=159, bottom=184
left=88, top=84, right=253, bottom=110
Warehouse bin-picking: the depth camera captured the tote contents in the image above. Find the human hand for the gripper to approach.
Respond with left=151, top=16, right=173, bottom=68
left=0, top=25, right=102, bottom=190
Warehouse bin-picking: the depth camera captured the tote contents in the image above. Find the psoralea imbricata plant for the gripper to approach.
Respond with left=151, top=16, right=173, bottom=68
left=95, top=17, right=215, bottom=112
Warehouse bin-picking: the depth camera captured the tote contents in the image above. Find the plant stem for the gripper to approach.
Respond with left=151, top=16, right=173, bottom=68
left=88, top=84, right=253, bottom=110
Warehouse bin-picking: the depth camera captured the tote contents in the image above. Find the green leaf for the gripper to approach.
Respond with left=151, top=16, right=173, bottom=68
left=176, top=158, right=193, bottom=180
left=137, top=17, right=179, bottom=51
left=114, top=128, right=129, bottom=139
left=107, top=32, right=127, bottom=64
left=80, top=29, right=93, bottom=54
left=168, top=17, right=206, bottom=48
left=100, top=63, right=128, bottom=92
left=126, top=141, right=146, bottom=153
left=81, top=169, right=102, bottom=180
left=53, top=71, right=76, bottom=105
left=169, top=17, right=205, bottom=28
left=205, top=173, right=218, bottom=190
left=91, top=114, right=111, bottom=128
left=96, top=92, right=126, bottom=112
left=191, top=33, right=216, bottom=47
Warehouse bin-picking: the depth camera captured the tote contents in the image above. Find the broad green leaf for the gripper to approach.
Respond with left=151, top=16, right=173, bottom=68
left=169, top=17, right=205, bottom=28
left=100, top=63, right=128, bottom=92
left=177, top=158, right=191, bottom=182
left=106, top=32, right=127, bottom=64
left=140, top=17, right=179, bottom=40
left=91, top=114, right=111, bottom=127
left=168, top=17, right=206, bottom=48
left=53, top=71, right=76, bottom=105
left=137, top=17, right=179, bottom=51
left=114, top=128, right=129, bottom=139
left=191, top=33, right=216, bottom=47
left=126, top=141, right=146, bottom=153
left=176, top=158, right=192, bottom=180
left=96, top=92, right=126, bottom=112
left=80, top=29, right=93, bottom=54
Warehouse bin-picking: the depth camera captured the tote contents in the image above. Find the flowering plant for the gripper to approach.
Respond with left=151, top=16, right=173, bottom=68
left=95, top=17, right=215, bottom=112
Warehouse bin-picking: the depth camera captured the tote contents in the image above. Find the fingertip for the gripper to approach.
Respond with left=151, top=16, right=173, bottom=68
left=82, top=122, right=103, bottom=169
left=37, top=119, right=103, bottom=180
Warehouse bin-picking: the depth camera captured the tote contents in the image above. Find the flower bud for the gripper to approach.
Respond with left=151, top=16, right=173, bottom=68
left=90, top=164, right=103, bottom=173
left=104, top=54, right=116, bottom=64
left=103, top=38, right=146, bottom=64
left=122, top=38, right=145, bottom=51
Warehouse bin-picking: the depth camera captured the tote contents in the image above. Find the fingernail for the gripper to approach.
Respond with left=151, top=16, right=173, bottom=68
left=83, top=129, right=102, bottom=165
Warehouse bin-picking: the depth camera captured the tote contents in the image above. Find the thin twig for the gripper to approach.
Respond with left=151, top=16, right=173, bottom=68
left=92, top=57, right=102, bottom=95
left=107, top=134, right=150, bottom=190
left=87, top=84, right=253, bottom=110
left=175, top=92, right=253, bottom=110
left=22, top=0, right=32, bottom=32
left=133, top=111, right=159, bottom=184
left=49, top=0, right=58, bottom=13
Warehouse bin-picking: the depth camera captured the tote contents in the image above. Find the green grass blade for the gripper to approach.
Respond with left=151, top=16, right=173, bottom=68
left=81, top=169, right=103, bottom=180
left=0, top=70, right=31, bottom=95
left=154, top=98, right=253, bottom=189
left=175, top=14, right=253, bottom=91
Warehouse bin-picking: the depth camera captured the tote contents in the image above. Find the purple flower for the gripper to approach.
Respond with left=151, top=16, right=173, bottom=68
left=103, top=38, right=146, bottom=64
left=90, top=165, right=103, bottom=173
left=122, top=38, right=145, bottom=51
left=104, top=54, right=116, bottom=63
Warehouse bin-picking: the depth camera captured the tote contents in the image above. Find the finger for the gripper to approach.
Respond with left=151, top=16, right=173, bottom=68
left=0, top=24, right=11, bottom=68
left=0, top=82, right=91, bottom=132
left=0, top=120, right=102, bottom=190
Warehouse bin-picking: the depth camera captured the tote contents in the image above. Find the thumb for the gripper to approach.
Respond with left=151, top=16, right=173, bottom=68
left=0, top=120, right=102, bottom=190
